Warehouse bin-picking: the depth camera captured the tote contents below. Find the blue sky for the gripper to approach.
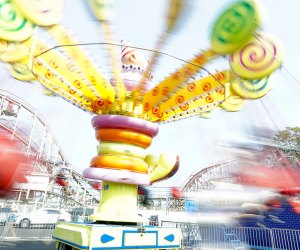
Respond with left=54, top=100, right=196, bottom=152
left=1, top=0, right=300, bottom=187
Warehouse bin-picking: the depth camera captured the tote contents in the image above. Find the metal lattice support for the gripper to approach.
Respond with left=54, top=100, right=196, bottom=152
left=181, top=159, right=238, bottom=192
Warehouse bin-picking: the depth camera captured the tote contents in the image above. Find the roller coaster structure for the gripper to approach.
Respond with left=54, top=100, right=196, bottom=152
left=0, top=90, right=100, bottom=212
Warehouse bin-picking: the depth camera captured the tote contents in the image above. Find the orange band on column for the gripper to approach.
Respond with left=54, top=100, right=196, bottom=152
left=95, top=128, right=153, bottom=148
left=90, top=155, right=148, bottom=173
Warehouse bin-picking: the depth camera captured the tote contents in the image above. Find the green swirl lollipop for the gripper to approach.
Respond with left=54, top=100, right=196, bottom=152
left=231, top=76, right=272, bottom=99
left=0, top=0, right=34, bottom=41
left=211, top=0, right=261, bottom=54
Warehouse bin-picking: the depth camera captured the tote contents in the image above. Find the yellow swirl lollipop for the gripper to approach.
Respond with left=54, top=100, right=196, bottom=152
left=9, top=57, right=36, bottom=81
left=211, top=0, right=261, bottom=54
left=0, top=37, right=31, bottom=62
left=11, top=0, right=63, bottom=26
left=229, top=32, right=284, bottom=79
left=231, top=76, right=272, bottom=99
left=87, top=0, right=113, bottom=22
left=219, top=83, right=245, bottom=112
left=0, top=0, right=34, bottom=41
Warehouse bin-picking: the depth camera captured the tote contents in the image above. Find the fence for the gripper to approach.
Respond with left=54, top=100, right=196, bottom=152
left=161, top=221, right=300, bottom=250
left=272, top=229, right=300, bottom=250
left=0, top=211, right=89, bottom=240
left=0, top=223, right=55, bottom=240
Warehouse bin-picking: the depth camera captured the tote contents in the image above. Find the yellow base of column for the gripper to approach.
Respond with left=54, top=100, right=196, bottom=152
left=90, top=181, right=143, bottom=223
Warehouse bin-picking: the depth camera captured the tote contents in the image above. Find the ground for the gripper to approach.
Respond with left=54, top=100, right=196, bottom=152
left=0, top=240, right=55, bottom=250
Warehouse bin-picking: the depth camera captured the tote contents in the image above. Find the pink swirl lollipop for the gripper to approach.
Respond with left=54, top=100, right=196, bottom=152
left=229, top=33, right=283, bottom=79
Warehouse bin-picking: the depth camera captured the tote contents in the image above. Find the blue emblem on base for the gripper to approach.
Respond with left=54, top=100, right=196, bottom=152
left=164, top=234, right=175, bottom=242
left=101, top=234, right=115, bottom=243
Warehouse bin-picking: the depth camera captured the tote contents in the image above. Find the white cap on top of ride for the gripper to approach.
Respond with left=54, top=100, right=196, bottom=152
left=120, top=39, right=149, bottom=70
left=121, top=39, right=135, bottom=62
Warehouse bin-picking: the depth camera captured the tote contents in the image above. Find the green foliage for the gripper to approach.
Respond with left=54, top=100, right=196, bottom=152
left=274, top=127, right=300, bottom=164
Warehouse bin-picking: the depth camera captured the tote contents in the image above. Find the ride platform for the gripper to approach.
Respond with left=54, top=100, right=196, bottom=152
left=53, top=221, right=182, bottom=250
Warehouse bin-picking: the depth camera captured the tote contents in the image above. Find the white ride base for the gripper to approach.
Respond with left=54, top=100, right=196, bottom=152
left=53, top=222, right=182, bottom=250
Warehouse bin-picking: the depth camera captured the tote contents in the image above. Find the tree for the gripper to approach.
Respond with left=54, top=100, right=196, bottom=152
left=273, top=127, right=300, bottom=164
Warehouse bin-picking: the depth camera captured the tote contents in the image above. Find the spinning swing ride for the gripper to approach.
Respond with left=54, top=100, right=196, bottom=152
left=0, top=0, right=284, bottom=249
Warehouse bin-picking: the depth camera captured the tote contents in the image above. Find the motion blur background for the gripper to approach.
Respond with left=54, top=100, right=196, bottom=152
left=0, top=1, right=299, bottom=249
left=0, top=0, right=299, bottom=188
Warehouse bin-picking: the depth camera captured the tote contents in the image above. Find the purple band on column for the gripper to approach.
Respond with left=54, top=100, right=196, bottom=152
left=91, top=115, right=159, bottom=137
left=82, top=167, right=150, bottom=185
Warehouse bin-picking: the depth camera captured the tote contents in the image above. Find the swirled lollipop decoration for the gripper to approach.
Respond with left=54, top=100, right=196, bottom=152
left=229, top=32, right=284, bottom=79
left=219, top=82, right=245, bottom=112
left=0, top=0, right=64, bottom=82
left=0, top=0, right=34, bottom=41
left=11, top=0, right=63, bottom=26
left=211, top=0, right=261, bottom=54
left=0, top=38, right=31, bottom=62
left=227, top=32, right=283, bottom=101
left=231, top=76, right=272, bottom=99
left=9, top=57, right=37, bottom=81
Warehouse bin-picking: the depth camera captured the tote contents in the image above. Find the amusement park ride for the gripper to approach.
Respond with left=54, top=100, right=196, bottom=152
left=0, top=0, right=284, bottom=249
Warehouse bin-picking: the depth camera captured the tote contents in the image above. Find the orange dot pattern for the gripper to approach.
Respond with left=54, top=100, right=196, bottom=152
left=146, top=70, right=230, bottom=122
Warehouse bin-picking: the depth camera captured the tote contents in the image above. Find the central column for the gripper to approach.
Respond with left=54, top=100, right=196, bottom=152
left=83, top=114, right=159, bottom=224
left=90, top=181, right=140, bottom=223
